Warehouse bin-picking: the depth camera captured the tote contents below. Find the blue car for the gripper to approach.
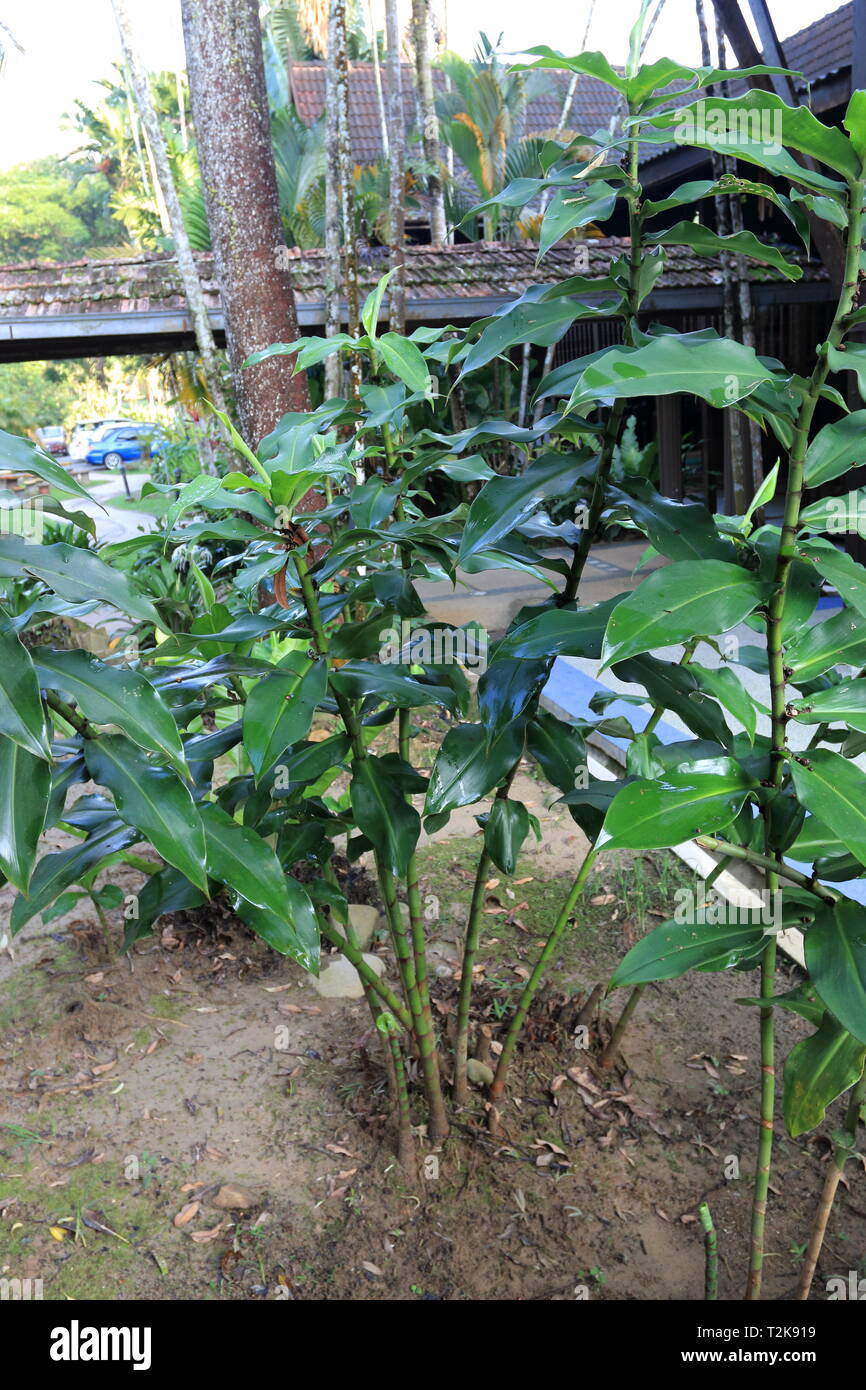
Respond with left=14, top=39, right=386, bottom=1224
left=86, top=425, right=164, bottom=469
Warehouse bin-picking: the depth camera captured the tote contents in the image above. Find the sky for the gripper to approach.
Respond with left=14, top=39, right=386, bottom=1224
left=0, top=0, right=846, bottom=170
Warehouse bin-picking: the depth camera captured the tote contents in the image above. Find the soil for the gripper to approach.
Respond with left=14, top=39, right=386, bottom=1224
left=1, top=773, right=864, bottom=1303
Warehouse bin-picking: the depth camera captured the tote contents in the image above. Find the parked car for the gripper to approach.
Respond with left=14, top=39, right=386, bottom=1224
left=69, top=418, right=137, bottom=460
left=86, top=425, right=165, bottom=469
left=35, top=425, right=67, bottom=455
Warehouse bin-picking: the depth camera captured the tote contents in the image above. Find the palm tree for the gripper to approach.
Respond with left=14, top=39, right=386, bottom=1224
left=436, top=33, right=550, bottom=241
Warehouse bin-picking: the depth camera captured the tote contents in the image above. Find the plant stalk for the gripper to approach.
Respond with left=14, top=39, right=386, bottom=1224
left=795, top=1069, right=866, bottom=1300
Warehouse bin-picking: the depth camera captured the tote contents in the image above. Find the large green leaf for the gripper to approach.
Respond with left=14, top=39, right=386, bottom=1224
left=600, top=561, right=768, bottom=669
left=644, top=92, right=855, bottom=188
left=645, top=221, right=802, bottom=280
left=0, top=426, right=93, bottom=501
left=804, top=412, right=866, bottom=487
left=377, top=333, right=431, bottom=397
left=200, top=803, right=291, bottom=918
left=425, top=722, right=525, bottom=818
left=477, top=658, right=549, bottom=745
left=785, top=608, right=866, bottom=683
left=330, top=662, right=457, bottom=711
left=496, top=596, right=623, bottom=662
left=827, top=343, right=866, bottom=402
left=613, top=654, right=735, bottom=746
left=608, top=482, right=733, bottom=562
left=568, top=336, right=774, bottom=413
left=0, top=537, right=162, bottom=630
left=514, top=47, right=627, bottom=93
left=611, top=916, right=767, bottom=987
left=235, top=881, right=320, bottom=974
left=0, top=626, right=52, bottom=759
left=462, top=296, right=619, bottom=375
left=526, top=709, right=586, bottom=791
left=350, top=754, right=420, bottom=877
left=11, top=818, right=139, bottom=933
left=790, top=679, right=866, bottom=735
left=790, top=751, right=866, bottom=871
left=799, top=489, right=866, bottom=535
left=34, top=649, right=188, bottom=778
left=539, top=183, right=619, bottom=258
left=0, top=736, right=50, bottom=891
left=458, top=451, right=590, bottom=561
left=598, top=758, right=755, bottom=852
left=799, top=542, right=866, bottom=620
left=83, top=735, right=208, bottom=892
left=805, top=899, right=866, bottom=1045
left=242, top=653, right=328, bottom=781
left=483, top=798, right=531, bottom=875
left=783, top=1016, right=865, bottom=1138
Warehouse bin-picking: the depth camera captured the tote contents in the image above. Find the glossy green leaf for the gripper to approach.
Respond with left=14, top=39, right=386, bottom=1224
left=783, top=1016, right=865, bottom=1137
left=799, top=488, right=866, bottom=535
left=83, top=735, right=208, bottom=892
left=200, top=802, right=292, bottom=919
left=611, top=916, right=767, bottom=987
left=644, top=93, right=854, bottom=188
left=477, top=658, right=549, bottom=745
left=11, top=818, right=138, bottom=933
left=425, top=722, right=525, bottom=818
left=539, top=183, right=619, bottom=257
left=799, top=542, right=866, bottom=619
left=785, top=608, right=866, bottom=683
left=568, top=335, right=774, bottom=413
left=609, top=482, right=733, bottom=562
left=458, top=451, right=590, bottom=561
left=804, top=412, right=866, bottom=487
left=242, top=653, right=328, bottom=781
left=483, top=798, right=531, bottom=875
left=496, top=596, right=624, bottom=662
left=351, top=754, right=420, bottom=877
left=0, top=626, right=51, bottom=759
left=0, top=537, right=162, bottom=631
left=526, top=709, right=586, bottom=792
left=377, top=333, right=431, bottom=397
left=790, top=751, right=866, bottom=871
left=598, top=758, right=755, bottom=852
left=34, top=649, right=188, bottom=777
left=600, top=561, right=768, bottom=669
left=0, top=736, right=50, bottom=891
left=827, top=343, right=866, bottom=402
left=806, top=899, right=866, bottom=1044
left=513, top=47, right=627, bottom=93
left=235, top=881, right=320, bottom=973
left=645, top=221, right=802, bottom=280
left=269, top=734, right=352, bottom=789
left=0, top=426, right=93, bottom=501
left=127, top=865, right=207, bottom=945
left=790, top=679, right=866, bottom=735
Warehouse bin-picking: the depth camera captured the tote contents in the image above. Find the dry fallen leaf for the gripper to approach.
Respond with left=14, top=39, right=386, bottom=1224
left=189, top=1220, right=228, bottom=1243
left=173, top=1200, right=201, bottom=1228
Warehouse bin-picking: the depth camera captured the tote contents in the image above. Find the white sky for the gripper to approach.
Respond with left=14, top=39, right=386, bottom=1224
left=0, top=0, right=845, bottom=170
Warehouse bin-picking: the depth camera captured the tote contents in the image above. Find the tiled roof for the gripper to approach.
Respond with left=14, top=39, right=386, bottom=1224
left=0, top=239, right=826, bottom=324
left=287, top=60, right=621, bottom=166
left=784, top=2, right=853, bottom=86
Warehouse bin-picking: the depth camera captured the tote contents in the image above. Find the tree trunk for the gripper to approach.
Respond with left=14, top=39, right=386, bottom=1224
left=367, top=0, right=389, bottom=157
left=411, top=0, right=446, bottom=244
left=324, top=3, right=343, bottom=399
left=385, top=0, right=406, bottom=333
left=112, top=0, right=227, bottom=425
left=332, top=0, right=362, bottom=397
left=180, top=0, right=309, bottom=448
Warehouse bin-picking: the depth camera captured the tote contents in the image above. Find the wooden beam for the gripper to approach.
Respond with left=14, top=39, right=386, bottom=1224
left=710, top=0, right=846, bottom=290
left=657, top=394, right=684, bottom=500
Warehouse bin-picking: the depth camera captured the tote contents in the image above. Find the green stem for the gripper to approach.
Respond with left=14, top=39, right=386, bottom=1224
left=45, top=691, right=92, bottom=738
left=796, top=1069, right=866, bottom=1300
left=698, top=1201, right=719, bottom=1301
left=378, top=1014, right=418, bottom=1180
left=488, top=849, right=597, bottom=1125
left=694, top=836, right=838, bottom=904
left=294, top=547, right=448, bottom=1142
left=747, top=172, right=865, bottom=1302
left=318, top=915, right=412, bottom=1031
